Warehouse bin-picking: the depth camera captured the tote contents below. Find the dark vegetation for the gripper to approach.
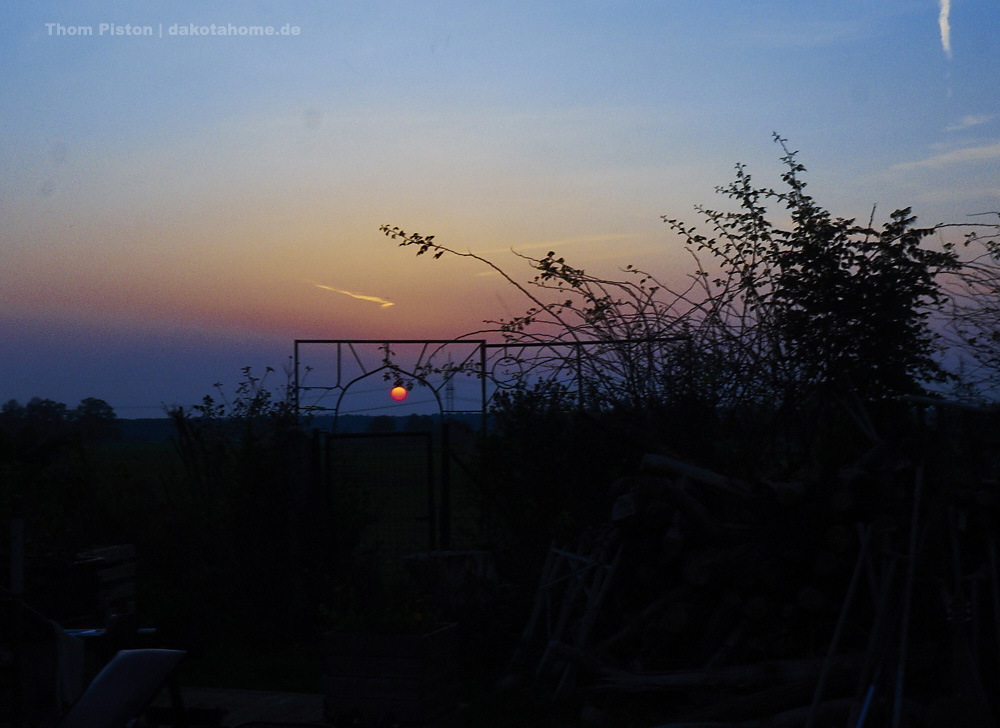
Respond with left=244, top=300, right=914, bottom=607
left=5, top=137, right=1000, bottom=725
left=378, top=136, right=1000, bottom=725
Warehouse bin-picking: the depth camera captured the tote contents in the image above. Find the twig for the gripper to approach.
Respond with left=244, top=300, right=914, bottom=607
left=804, top=522, right=872, bottom=728
left=892, top=466, right=923, bottom=728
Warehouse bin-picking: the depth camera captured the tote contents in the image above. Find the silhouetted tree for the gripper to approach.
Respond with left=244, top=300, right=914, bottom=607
left=384, top=135, right=958, bottom=414
left=0, top=396, right=121, bottom=446
left=366, top=415, right=396, bottom=433
left=946, top=212, right=1000, bottom=393
left=383, top=134, right=961, bottom=474
left=378, top=231, right=701, bottom=410
left=664, top=135, right=959, bottom=407
left=73, top=397, right=121, bottom=442
left=167, top=365, right=350, bottom=639
left=0, top=399, right=26, bottom=435
left=403, top=414, right=434, bottom=432
left=20, top=397, right=71, bottom=442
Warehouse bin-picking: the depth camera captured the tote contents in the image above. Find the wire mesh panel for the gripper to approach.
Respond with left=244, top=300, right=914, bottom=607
left=326, top=431, right=435, bottom=566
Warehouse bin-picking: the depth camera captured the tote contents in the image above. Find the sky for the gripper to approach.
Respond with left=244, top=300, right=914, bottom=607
left=2, top=0, right=999, bottom=418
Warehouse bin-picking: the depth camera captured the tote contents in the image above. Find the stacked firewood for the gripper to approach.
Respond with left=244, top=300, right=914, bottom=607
left=508, top=448, right=1000, bottom=727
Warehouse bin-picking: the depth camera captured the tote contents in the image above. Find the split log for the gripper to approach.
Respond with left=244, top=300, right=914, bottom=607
left=649, top=697, right=855, bottom=728
left=641, top=455, right=754, bottom=497
left=804, top=524, right=871, bottom=728
left=682, top=549, right=725, bottom=586
left=592, top=653, right=864, bottom=693
left=696, top=593, right=744, bottom=666
left=760, top=479, right=809, bottom=504
left=701, top=622, right=745, bottom=671
left=557, top=544, right=624, bottom=693
left=795, top=586, right=829, bottom=614
left=594, top=585, right=696, bottom=656
left=509, top=541, right=560, bottom=671
left=645, top=474, right=727, bottom=543
left=741, top=595, right=773, bottom=622
left=669, top=677, right=855, bottom=725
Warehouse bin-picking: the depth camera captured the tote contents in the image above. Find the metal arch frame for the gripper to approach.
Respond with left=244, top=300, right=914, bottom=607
left=293, top=339, right=489, bottom=429
left=293, top=336, right=690, bottom=427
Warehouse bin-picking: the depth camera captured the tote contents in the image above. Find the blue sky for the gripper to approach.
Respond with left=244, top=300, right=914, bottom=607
left=2, top=0, right=998, bottom=417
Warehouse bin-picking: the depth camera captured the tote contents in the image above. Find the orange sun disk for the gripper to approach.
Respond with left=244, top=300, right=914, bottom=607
left=390, top=385, right=408, bottom=402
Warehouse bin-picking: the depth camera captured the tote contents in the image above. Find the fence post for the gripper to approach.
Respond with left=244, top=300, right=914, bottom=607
left=440, top=421, right=451, bottom=549
left=426, top=432, right=437, bottom=551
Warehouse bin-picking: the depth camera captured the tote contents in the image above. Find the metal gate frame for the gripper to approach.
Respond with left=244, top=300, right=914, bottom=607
left=323, top=429, right=439, bottom=552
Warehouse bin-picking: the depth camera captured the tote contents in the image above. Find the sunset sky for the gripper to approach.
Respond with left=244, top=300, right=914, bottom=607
left=3, top=0, right=999, bottom=417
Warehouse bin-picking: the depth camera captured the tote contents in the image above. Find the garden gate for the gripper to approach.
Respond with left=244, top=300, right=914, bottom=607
left=322, top=429, right=439, bottom=558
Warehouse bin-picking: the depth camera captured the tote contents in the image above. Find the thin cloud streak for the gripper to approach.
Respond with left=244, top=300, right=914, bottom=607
left=747, top=19, right=870, bottom=48
left=892, top=141, right=1000, bottom=170
left=945, top=114, right=994, bottom=132
left=939, top=0, right=952, bottom=59
left=309, top=281, right=395, bottom=308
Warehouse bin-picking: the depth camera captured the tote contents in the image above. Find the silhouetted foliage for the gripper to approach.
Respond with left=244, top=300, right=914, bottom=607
left=946, top=211, right=1000, bottom=393
left=164, top=364, right=367, bottom=646
left=475, top=380, right=639, bottom=564
left=383, top=134, right=961, bottom=479
left=0, top=396, right=120, bottom=444
left=665, top=135, right=960, bottom=408
left=403, top=413, right=434, bottom=432
left=366, top=415, right=396, bottom=433
left=74, top=397, right=122, bottom=442
left=379, top=224, right=700, bottom=411
left=166, top=367, right=303, bottom=628
left=0, top=396, right=129, bottom=564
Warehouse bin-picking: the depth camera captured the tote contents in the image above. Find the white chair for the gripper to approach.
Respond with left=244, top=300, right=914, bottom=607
left=56, top=648, right=186, bottom=728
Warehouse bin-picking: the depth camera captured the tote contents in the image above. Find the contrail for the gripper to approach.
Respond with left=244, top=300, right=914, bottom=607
left=939, top=0, right=952, bottom=59
left=309, top=281, right=394, bottom=308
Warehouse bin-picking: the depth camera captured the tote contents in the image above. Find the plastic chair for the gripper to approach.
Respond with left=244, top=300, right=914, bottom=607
left=56, top=648, right=186, bottom=728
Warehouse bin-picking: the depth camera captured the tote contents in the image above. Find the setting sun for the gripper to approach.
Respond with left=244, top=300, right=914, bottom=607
left=390, top=385, right=408, bottom=402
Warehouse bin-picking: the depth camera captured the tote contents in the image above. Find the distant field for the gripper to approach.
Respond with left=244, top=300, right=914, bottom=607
left=97, top=423, right=485, bottom=553
left=116, top=413, right=485, bottom=441
left=84, top=423, right=486, bottom=575
left=89, top=439, right=182, bottom=487
left=326, top=430, right=484, bottom=559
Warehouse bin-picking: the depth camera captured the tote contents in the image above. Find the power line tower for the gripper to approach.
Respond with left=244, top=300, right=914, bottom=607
left=445, top=356, right=455, bottom=411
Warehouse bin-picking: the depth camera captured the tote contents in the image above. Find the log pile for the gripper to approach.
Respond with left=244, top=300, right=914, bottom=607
left=506, top=447, right=1000, bottom=727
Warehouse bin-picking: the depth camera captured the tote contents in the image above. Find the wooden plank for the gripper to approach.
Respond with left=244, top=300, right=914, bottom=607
left=151, top=688, right=323, bottom=726
left=640, top=454, right=753, bottom=496
left=78, top=545, right=136, bottom=563
left=94, top=562, right=137, bottom=583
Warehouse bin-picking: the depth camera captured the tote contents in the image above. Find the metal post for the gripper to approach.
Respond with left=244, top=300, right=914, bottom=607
left=893, top=466, right=923, bottom=728
left=293, top=340, right=300, bottom=420
left=11, top=495, right=23, bottom=597
left=10, top=495, right=25, bottom=726
left=426, top=431, right=436, bottom=551
left=479, top=341, right=488, bottom=433
left=440, top=420, right=451, bottom=549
